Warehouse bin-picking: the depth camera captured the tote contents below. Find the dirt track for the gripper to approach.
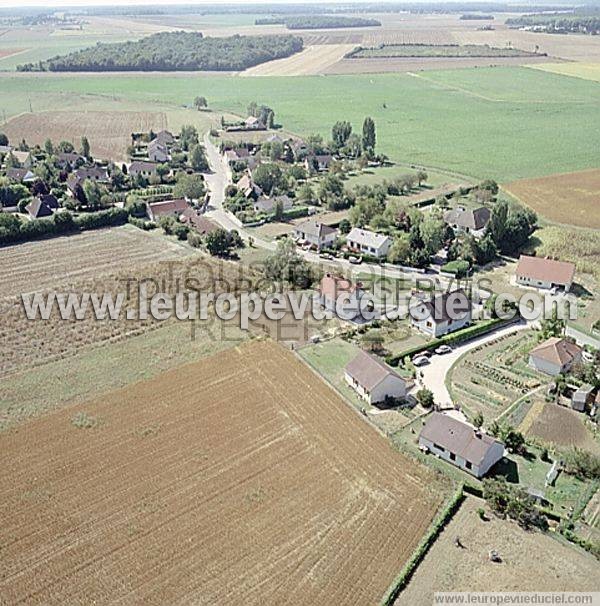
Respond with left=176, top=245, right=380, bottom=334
left=0, top=340, right=447, bottom=605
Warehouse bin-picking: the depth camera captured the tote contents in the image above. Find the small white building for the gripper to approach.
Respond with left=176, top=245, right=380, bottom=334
left=572, top=384, right=594, bottom=413
left=419, top=412, right=505, bottom=478
left=410, top=290, right=472, bottom=338
left=528, top=337, right=583, bottom=376
left=293, top=219, right=337, bottom=250
left=346, top=227, right=392, bottom=258
left=515, top=255, right=575, bottom=292
left=344, top=350, right=406, bottom=405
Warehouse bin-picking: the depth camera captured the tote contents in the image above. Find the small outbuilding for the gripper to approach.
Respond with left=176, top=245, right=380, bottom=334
left=572, top=384, right=595, bottom=412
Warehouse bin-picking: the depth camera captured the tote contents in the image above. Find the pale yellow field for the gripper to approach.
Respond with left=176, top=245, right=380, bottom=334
left=241, top=44, right=356, bottom=76
left=527, top=62, right=600, bottom=82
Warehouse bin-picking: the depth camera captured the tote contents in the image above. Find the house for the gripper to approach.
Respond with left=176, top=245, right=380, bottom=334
left=25, top=194, right=59, bottom=220
left=305, top=154, right=332, bottom=172
left=346, top=227, right=392, bottom=259
left=572, top=384, right=594, bottom=412
left=6, top=167, right=35, bottom=183
left=224, top=148, right=251, bottom=167
left=528, top=337, right=582, bottom=376
left=237, top=173, right=263, bottom=200
left=419, top=412, right=505, bottom=478
left=56, top=152, right=84, bottom=168
left=410, top=289, right=472, bottom=337
left=253, top=195, right=292, bottom=215
left=293, top=219, right=337, bottom=250
left=10, top=150, right=34, bottom=169
left=344, top=350, right=406, bottom=405
left=129, top=161, right=158, bottom=178
left=154, top=130, right=174, bottom=147
left=147, top=198, right=189, bottom=222
left=180, top=207, right=220, bottom=236
left=244, top=116, right=266, bottom=130
left=319, top=273, right=365, bottom=321
left=290, top=139, right=309, bottom=160
left=443, top=206, right=491, bottom=238
left=75, top=167, right=109, bottom=182
left=148, top=140, right=169, bottom=163
left=515, top=255, right=576, bottom=292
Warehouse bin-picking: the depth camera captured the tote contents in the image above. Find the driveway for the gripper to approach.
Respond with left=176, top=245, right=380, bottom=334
left=414, top=320, right=531, bottom=408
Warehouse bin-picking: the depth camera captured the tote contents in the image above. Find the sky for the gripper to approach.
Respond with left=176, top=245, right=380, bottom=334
left=3, top=0, right=370, bottom=7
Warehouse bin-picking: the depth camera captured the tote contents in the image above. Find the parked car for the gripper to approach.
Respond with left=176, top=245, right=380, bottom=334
left=413, top=356, right=430, bottom=367
left=319, top=252, right=334, bottom=260
left=348, top=255, right=363, bottom=265
left=435, top=345, right=452, bottom=355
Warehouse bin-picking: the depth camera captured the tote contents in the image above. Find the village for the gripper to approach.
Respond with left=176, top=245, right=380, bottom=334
left=1, top=103, right=599, bottom=568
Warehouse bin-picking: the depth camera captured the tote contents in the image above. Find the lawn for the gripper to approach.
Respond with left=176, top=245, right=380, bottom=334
left=1, top=67, right=599, bottom=181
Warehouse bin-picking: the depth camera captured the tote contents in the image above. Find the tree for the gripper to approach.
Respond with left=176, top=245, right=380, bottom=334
left=189, top=144, right=208, bottom=172
left=416, top=388, right=434, bottom=409
left=343, top=133, right=362, bottom=158
left=252, top=163, right=283, bottom=194
left=273, top=198, right=284, bottom=221
left=338, top=218, right=351, bottom=234
left=540, top=307, right=565, bottom=339
left=387, top=233, right=411, bottom=265
left=488, top=199, right=508, bottom=248
left=44, top=138, right=54, bottom=155
left=57, top=140, right=74, bottom=153
left=179, top=125, right=199, bottom=151
left=419, top=215, right=446, bottom=254
left=361, top=332, right=384, bottom=353
left=416, top=170, right=428, bottom=187
left=297, top=182, right=315, bottom=205
left=194, top=96, right=208, bottom=110
left=264, top=237, right=317, bottom=288
left=0, top=133, right=8, bottom=146
left=156, top=163, right=170, bottom=183
left=80, top=136, right=91, bottom=160
left=173, top=173, right=205, bottom=200
left=205, top=228, right=243, bottom=257
left=473, top=411, right=484, bottom=428
left=362, top=117, right=376, bottom=154
left=82, top=180, right=105, bottom=210
left=332, top=121, right=352, bottom=150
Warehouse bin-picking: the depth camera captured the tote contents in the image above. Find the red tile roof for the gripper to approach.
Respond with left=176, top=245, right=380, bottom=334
left=516, top=255, right=575, bottom=286
left=529, top=337, right=582, bottom=367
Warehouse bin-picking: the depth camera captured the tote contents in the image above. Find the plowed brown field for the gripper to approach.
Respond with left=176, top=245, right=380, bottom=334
left=0, top=340, right=447, bottom=605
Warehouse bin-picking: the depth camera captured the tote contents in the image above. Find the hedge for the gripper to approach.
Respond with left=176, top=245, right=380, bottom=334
left=385, top=317, right=518, bottom=367
left=380, top=485, right=465, bottom=605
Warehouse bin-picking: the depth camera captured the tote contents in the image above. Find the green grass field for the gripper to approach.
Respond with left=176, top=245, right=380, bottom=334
left=0, top=67, right=598, bottom=181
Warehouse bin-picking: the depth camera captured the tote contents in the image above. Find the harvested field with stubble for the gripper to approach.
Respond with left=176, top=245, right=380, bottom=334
left=1, top=110, right=167, bottom=160
left=0, top=340, right=448, bottom=605
left=503, top=168, right=600, bottom=229
left=396, top=496, right=599, bottom=605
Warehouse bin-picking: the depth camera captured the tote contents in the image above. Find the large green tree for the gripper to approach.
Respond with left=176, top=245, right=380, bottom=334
left=362, top=117, right=376, bottom=154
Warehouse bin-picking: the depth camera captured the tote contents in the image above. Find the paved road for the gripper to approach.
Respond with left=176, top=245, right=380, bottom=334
left=414, top=320, right=531, bottom=408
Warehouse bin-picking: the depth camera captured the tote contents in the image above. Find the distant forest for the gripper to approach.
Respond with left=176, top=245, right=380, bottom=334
left=506, top=14, right=600, bottom=34
left=255, top=15, right=382, bottom=29
left=16, top=32, right=304, bottom=72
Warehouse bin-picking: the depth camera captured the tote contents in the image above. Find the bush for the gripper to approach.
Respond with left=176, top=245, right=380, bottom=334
left=441, top=259, right=470, bottom=278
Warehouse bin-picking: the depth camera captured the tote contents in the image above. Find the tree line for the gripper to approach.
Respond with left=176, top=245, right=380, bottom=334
left=17, top=32, right=304, bottom=72
left=255, top=15, right=381, bottom=29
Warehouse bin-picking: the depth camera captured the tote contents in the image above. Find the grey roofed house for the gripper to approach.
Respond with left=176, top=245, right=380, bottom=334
left=345, top=351, right=401, bottom=392
left=25, top=194, right=59, bottom=219
left=75, top=166, right=109, bottom=181
left=419, top=412, right=505, bottom=477
left=572, top=384, right=594, bottom=412
left=155, top=130, right=174, bottom=146
left=294, top=218, right=336, bottom=239
left=443, top=206, right=491, bottom=233
left=6, top=167, right=35, bottom=183
left=253, top=194, right=292, bottom=214
left=129, top=160, right=158, bottom=176
left=148, top=141, right=169, bottom=163
left=56, top=152, right=84, bottom=167
left=410, top=289, right=472, bottom=338
left=245, top=116, right=266, bottom=130
left=305, top=154, right=333, bottom=172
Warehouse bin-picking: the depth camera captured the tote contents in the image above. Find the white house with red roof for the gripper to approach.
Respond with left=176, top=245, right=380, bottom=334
left=528, top=337, right=582, bottom=376
left=515, top=255, right=576, bottom=292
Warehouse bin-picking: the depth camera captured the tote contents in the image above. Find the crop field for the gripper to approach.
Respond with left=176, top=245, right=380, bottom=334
left=0, top=340, right=447, bottom=605
left=448, top=331, right=544, bottom=420
left=1, top=66, right=597, bottom=181
left=2, top=110, right=168, bottom=160
left=525, top=402, right=600, bottom=455
left=503, top=168, right=600, bottom=229
left=397, top=497, right=599, bottom=604
left=241, top=44, right=356, bottom=76
left=0, top=225, right=190, bottom=303
left=528, top=62, right=600, bottom=83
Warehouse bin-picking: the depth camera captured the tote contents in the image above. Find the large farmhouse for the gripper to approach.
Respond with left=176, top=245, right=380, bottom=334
left=515, top=255, right=576, bottom=292
left=443, top=206, right=491, bottom=238
left=344, top=350, right=406, bottom=405
left=529, top=337, right=583, bottom=376
left=419, top=413, right=505, bottom=478
left=410, top=290, right=472, bottom=338
left=346, top=227, right=392, bottom=259
left=147, top=198, right=189, bottom=222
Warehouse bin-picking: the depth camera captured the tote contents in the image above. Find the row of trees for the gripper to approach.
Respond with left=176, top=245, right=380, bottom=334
left=331, top=117, right=377, bottom=157
left=255, top=15, right=381, bottom=29
left=18, top=32, right=304, bottom=72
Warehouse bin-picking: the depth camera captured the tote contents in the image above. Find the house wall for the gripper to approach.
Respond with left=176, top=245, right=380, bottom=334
left=528, top=355, right=562, bottom=376
left=344, top=371, right=371, bottom=403
left=347, top=238, right=391, bottom=258
left=517, top=275, right=572, bottom=292
left=371, top=375, right=406, bottom=403
left=411, top=310, right=471, bottom=337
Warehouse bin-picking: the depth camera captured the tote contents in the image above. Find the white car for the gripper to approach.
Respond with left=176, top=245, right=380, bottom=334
left=435, top=345, right=452, bottom=355
left=413, top=355, right=430, bottom=367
